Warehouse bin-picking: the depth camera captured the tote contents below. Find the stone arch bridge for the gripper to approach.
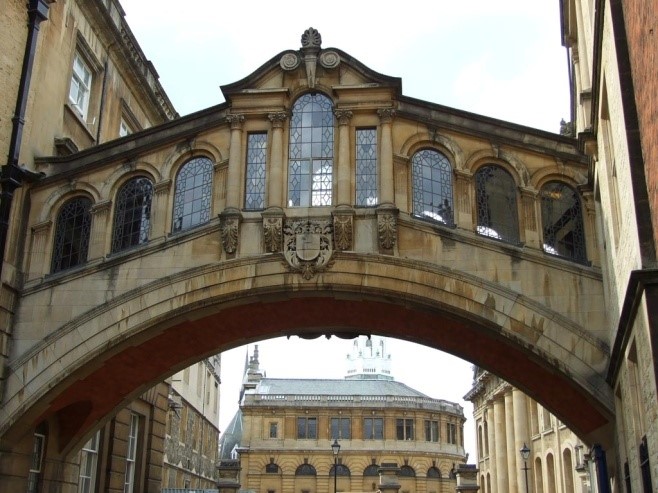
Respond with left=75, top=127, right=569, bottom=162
left=1, top=30, right=611, bottom=482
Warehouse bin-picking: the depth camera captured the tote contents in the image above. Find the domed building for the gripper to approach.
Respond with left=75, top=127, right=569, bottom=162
left=219, top=337, right=467, bottom=493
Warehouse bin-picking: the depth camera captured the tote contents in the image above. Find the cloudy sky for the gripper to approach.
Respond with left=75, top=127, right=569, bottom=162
left=118, top=0, right=571, bottom=459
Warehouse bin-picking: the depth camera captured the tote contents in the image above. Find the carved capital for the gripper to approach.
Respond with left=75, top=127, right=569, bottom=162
left=219, top=209, right=242, bottom=254
left=334, top=110, right=353, bottom=126
left=226, top=114, right=245, bottom=130
left=332, top=208, right=354, bottom=251
left=154, top=179, right=172, bottom=196
left=377, top=205, right=399, bottom=253
left=268, top=112, right=288, bottom=129
left=91, top=200, right=112, bottom=215
left=377, top=108, right=396, bottom=124
left=31, top=220, right=52, bottom=235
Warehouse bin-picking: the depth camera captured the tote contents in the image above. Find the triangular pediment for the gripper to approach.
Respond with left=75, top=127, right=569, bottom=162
left=221, top=28, right=401, bottom=107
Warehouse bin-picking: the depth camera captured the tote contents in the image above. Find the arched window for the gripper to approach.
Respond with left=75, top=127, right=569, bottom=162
left=330, top=464, right=350, bottom=476
left=288, top=93, right=334, bottom=207
left=172, top=157, right=213, bottom=232
left=363, top=465, right=379, bottom=477
left=295, top=463, right=317, bottom=476
left=111, top=177, right=153, bottom=253
left=475, top=165, right=519, bottom=243
left=412, top=149, right=453, bottom=225
left=51, top=197, right=92, bottom=273
left=265, top=462, right=280, bottom=473
left=399, top=465, right=415, bottom=477
left=427, top=467, right=441, bottom=478
left=540, top=181, right=586, bottom=262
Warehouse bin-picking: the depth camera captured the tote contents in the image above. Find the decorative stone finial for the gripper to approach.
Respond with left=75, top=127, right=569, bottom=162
left=301, top=28, right=322, bottom=49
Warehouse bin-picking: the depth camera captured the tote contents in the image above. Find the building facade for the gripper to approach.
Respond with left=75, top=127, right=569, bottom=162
left=163, top=355, right=222, bottom=490
left=466, top=369, right=595, bottom=493
left=561, top=0, right=658, bottom=491
left=220, top=338, right=467, bottom=493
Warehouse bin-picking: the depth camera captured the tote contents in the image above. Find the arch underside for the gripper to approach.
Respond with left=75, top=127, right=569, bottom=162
left=2, top=254, right=613, bottom=454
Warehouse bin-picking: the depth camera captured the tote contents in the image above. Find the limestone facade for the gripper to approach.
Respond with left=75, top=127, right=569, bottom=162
left=221, top=339, right=466, bottom=493
left=466, top=369, right=596, bottom=493
left=561, top=1, right=658, bottom=491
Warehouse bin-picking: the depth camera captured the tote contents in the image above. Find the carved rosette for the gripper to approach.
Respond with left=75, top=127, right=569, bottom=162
left=283, top=219, right=334, bottom=280
left=219, top=211, right=240, bottom=254
left=377, top=206, right=399, bottom=252
left=263, top=216, right=283, bottom=253
left=332, top=211, right=353, bottom=251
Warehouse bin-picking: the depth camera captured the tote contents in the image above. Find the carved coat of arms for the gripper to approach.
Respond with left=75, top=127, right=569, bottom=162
left=283, top=219, right=334, bottom=279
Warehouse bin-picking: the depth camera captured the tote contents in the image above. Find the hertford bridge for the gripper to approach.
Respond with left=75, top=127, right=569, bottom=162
left=0, top=29, right=611, bottom=485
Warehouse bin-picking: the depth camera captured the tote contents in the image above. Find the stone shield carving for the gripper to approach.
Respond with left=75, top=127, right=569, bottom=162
left=283, top=219, right=334, bottom=279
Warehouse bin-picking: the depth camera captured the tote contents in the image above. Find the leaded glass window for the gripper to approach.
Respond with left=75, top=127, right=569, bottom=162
left=540, top=181, right=586, bottom=262
left=245, top=133, right=267, bottom=210
left=475, top=165, right=519, bottom=243
left=412, top=149, right=454, bottom=225
left=51, top=197, right=92, bottom=273
left=172, top=157, right=213, bottom=232
left=356, top=128, right=377, bottom=206
left=111, top=177, right=153, bottom=253
left=288, top=93, right=334, bottom=207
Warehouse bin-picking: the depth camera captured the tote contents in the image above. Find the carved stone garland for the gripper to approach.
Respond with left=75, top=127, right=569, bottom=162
left=283, top=219, right=334, bottom=280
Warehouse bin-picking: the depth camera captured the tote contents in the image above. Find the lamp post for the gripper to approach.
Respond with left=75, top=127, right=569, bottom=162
left=331, top=439, right=341, bottom=493
left=520, top=443, right=530, bottom=493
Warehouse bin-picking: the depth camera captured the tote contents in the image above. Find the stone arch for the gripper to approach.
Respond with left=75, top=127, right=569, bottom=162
left=99, top=161, right=160, bottom=199
left=38, top=183, right=100, bottom=224
left=465, top=149, right=530, bottom=187
left=531, top=165, right=587, bottom=190
left=1, top=254, right=612, bottom=457
left=161, top=139, right=224, bottom=181
left=399, top=132, right=465, bottom=171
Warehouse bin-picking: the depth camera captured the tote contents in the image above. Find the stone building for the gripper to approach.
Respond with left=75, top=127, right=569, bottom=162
left=465, top=368, right=593, bottom=493
left=219, top=338, right=467, bottom=493
left=163, top=355, right=222, bottom=489
left=0, top=0, right=657, bottom=491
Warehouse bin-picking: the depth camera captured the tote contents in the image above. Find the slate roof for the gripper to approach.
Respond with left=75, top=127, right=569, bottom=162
left=251, top=378, right=431, bottom=398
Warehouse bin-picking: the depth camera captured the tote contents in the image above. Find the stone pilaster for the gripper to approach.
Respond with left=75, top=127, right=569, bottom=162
left=226, top=114, right=245, bottom=209
left=335, top=109, right=353, bottom=206
left=377, top=108, right=396, bottom=205
left=27, top=220, right=51, bottom=280
left=267, top=112, right=287, bottom=209
left=152, top=179, right=171, bottom=238
left=512, top=389, right=531, bottom=493
left=454, top=169, right=473, bottom=230
left=520, top=187, right=539, bottom=249
left=89, top=200, right=112, bottom=261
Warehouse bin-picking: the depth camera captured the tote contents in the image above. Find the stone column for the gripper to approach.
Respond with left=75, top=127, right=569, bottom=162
left=493, top=397, right=508, bottom=493
left=225, top=114, right=245, bottom=210
left=267, top=112, right=287, bottom=209
left=377, top=108, right=396, bottom=205
left=512, top=390, right=531, bottom=493
left=334, top=109, right=353, bottom=206
left=504, top=391, right=518, bottom=492
left=454, top=169, right=473, bottom=230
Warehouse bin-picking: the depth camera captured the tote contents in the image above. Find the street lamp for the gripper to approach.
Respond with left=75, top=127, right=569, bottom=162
left=520, top=443, right=530, bottom=493
left=331, top=439, right=341, bottom=493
